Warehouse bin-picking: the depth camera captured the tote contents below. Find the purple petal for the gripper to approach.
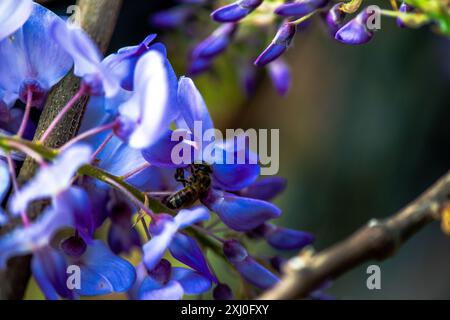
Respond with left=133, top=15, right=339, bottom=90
left=169, top=232, right=217, bottom=282
left=255, top=22, right=296, bottom=67
left=32, top=247, right=75, bottom=300
left=0, top=3, right=73, bottom=105
left=324, top=3, right=347, bottom=36
left=211, top=1, right=263, bottom=23
left=74, top=240, right=136, bottom=296
left=108, top=224, right=141, bottom=255
left=191, top=23, right=237, bottom=59
left=233, top=256, right=279, bottom=289
left=0, top=160, right=10, bottom=203
left=0, top=0, right=32, bottom=42
left=10, top=144, right=92, bottom=214
left=264, top=224, right=315, bottom=250
left=174, top=206, right=211, bottom=229
left=335, top=9, right=374, bottom=45
left=172, top=267, right=212, bottom=295
left=143, top=216, right=178, bottom=271
left=223, top=239, right=279, bottom=289
left=177, top=77, right=214, bottom=133
left=275, top=0, right=328, bottom=17
left=61, top=236, right=87, bottom=257
left=202, top=190, right=281, bottom=231
left=139, top=278, right=184, bottom=300
left=397, top=3, right=414, bottom=28
left=141, top=129, right=193, bottom=168
left=55, top=187, right=94, bottom=243
left=188, top=56, right=213, bottom=76
left=118, top=51, right=179, bottom=149
left=150, top=7, right=195, bottom=29
left=103, top=34, right=158, bottom=91
left=0, top=205, right=75, bottom=269
left=50, top=19, right=119, bottom=97
left=211, top=137, right=260, bottom=191
left=238, top=177, right=287, bottom=201
left=213, top=283, right=234, bottom=300
left=268, top=59, right=291, bottom=96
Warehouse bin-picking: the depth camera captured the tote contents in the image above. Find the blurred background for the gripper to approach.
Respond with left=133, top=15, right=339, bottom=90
left=36, top=0, right=450, bottom=299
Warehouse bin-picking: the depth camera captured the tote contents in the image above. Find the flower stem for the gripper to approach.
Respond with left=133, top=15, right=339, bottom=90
left=91, top=132, right=114, bottom=163
left=17, top=89, right=33, bottom=138
left=39, top=85, right=87, bottom=144
left=121, top=163, right=152, bottom=180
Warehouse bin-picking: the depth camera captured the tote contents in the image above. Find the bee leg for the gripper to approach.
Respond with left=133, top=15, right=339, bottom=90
left=175, top=168, right=188, bottom=187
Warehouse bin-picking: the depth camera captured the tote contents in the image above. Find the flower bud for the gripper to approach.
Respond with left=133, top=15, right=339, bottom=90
left=335, top=8, right=375, bottom=45
left=191, top=23, right=238, bottom=59
left=324, top=3, right=347, bottom=36
left=254, top=22, right=296, bottom=66
left=397, top=2, right=414, bottom=28
left=275, top=0, right=329, bottom=18
left=211, top=0, right=263, bottom=23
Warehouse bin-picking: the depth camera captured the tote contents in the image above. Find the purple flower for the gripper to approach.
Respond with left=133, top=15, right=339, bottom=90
left=211, top=0, right=264, bottom=23
left=50, top=19, right=120, bottom=97
left=103, top=34, right=162, bottom=91
left=335, top=8, right=375, bottom=45
left=275, top=0, right=329, bottom=18
left=255, top=22, right=296, bottom=66
left=116, top=51, right=179, bottom=149
left=134, top=259, right=212, bottom=300
left=67, top=240, right=136, bottom=296
left=268, top=59, right=291, bottom=96
left=10, top=145, right=92, bottom=215
left=191, top=23, right=238, bottom=59
left=0, top=3, right=73, bottom=106
left=223, top=240, right=279, bottom=289
left=0, top=0, right=32, bottom=42
left=248, top=223, right=314, bottom=250
left=142, top=206, right=211, bottom=272
left=324, top=3, right=347, bottom=36
left=0, top=160, right=10, bottom=226
left=237, top=176, right=287, bottom=201
left=107, top=193, right=141, bottom=255
left=213, top=283, right=234, bottom=300
left=150, top=6, right=195, bottom=29
left=397, top=3, right=414, bottom=28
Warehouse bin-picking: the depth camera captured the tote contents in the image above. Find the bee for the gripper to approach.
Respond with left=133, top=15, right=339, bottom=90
left=165, top=164, right=212, bottom=210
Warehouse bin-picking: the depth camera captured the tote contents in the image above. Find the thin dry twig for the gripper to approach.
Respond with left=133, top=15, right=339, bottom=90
left=259, top=170, right=450, bottom=300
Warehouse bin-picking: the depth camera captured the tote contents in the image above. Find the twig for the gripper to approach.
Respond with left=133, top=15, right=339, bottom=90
left=259, top=170, right=450, bottom=300
left=0, top=0, right=123, bottom=300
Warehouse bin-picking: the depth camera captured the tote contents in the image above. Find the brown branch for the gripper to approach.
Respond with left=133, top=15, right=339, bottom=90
left=0, top=0, right=123, bottom=300
left=259, top=170, right=450, bottom=300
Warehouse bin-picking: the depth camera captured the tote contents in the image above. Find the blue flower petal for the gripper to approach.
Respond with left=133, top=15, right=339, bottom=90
left=174, top=206, right=211, bottom=229
left=0, top=3, right=73, bottom=104
left=103, top=34, right=157, bottom=91
left=202, top=190, right=281, bottom=231
left=50, top=19, right=119, bottom=97
left=0, top=205, right=74, bottom=269
left=238, top=177, right=287, bottom=201
left=10, top=144, right=92, bottom=215
left=108, top=223, right=141, bottom=255
left=177, top=77, right=214, bottom=134
left=143, top=217, right=178, bottom=271
left=265, top=224, right=315, bottom=250
left=268, top=59, right=291, bottom=96
left=169, top=233, right=217, bottom=282
left=210, top=136, right=260, bottom=191
left=75, top=240, right=136, bottom=296
left=32, top=248, right=75, bottom=300
left=232, top=256, right=279, bottom=289
left=55, top=187, right=94, bottom=243
left=139, top=278, right=184, bottom=300
left=118, top=51, right=179, bottom=149
left=0, top=0, right=32, bottom=42
left=0, top=160, right=10, bottom=203
left=172, top=267, right=212, bottom=295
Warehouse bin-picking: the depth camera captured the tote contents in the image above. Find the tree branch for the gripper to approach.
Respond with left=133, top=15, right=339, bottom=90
left=259, top=170, right=450, bottom=300
left=0, top=0, right=123, bottom=300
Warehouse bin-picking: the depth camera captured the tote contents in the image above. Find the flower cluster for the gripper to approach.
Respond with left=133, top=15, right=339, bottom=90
left=0, top=1, right=315, bottom=300
left=152, top=0, right=450, bottom=96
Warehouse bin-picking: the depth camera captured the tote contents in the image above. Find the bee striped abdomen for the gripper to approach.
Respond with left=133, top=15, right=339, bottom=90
left=166, top=187, right=198, bottom=209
